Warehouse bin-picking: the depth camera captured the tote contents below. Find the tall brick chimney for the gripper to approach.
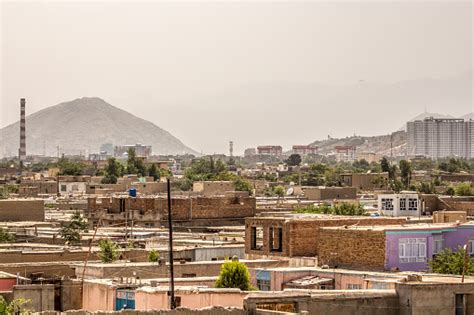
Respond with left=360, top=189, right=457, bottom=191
left=19, top=98, right=26, bottom=163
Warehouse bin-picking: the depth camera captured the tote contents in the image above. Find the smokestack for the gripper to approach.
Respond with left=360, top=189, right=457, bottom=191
left=229, top=141, right=233, bottom=158
left=19, top=98, right=26, bottom=163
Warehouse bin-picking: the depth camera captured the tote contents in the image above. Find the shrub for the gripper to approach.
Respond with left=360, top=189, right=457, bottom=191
left=148, top=249, right=160, bottom=263
left=98, top=239, right=120, bottom=263
left=215, top=258, right=253, bottom=291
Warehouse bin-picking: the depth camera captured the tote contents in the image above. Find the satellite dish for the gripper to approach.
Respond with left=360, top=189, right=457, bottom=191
left=286, top=187, right=294, bottom=196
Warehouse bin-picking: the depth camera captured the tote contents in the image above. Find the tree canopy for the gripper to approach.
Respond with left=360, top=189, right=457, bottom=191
left=59, top=212, right=88, bottom=245
left=429, top=246, right=474, bottom=276
left=215, top=258, right=253, bottom=291
left=98, top=239, right=120, bottom=263
left=286, top=154, right=302, bottom=166
left=295, top=202, right=368, bottom=216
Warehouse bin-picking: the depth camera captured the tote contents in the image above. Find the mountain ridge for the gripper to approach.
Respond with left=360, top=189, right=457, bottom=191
left=0, top=97, right=198, bottom=157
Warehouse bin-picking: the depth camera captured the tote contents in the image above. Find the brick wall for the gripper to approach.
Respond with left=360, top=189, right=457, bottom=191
left=318, top=228, right=386, bottom=270
left=0, top=199, right=45, bottom=221
left=245, top=217, right=405, bottom=258
left=87, top=196, right=256, bottom=225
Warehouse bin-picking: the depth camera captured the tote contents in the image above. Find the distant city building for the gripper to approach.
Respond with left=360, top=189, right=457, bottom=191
left=88, top=152, right=112, bottom=161
left=100, top=143, right=114, bottom=156
left=356, top=152, right=382, bottom=164
left=257, top=145, right=283, bottom=156
left=244, top=148, right=257, bottom=157
left=114, top=144, right=152, bottom=158
left=407, top=117, right=474, bottom=159
left=335, top=146, right=356, bottom=162
left=292, top=145, right=318, bottom=156
left=378, top=192, right=421, bottom=217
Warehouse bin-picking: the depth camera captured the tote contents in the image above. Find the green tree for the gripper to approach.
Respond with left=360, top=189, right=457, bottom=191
left=381, top=157, right=396, bottom=179
left=148, top=163, right=160, bottom=181
left=0, top=296, right=31, bottom=315
left=59, top=212, right=88, bottom=245
left=455, top=182, right=474, bottom=196
left=446, top=186, right=456, bottom=196
left=417, top=182, right=436, bottom=194
left=58, top=157, right=84, bottom=176
left=234, top=177, right=253, bottom=195
left=0, top=227, right=14, bottom=243
left=148, top=249, right=160, bottom=263
left=295, top=202, right=367, bottom=216
left=352, top=159, right=370, bottom=171
left=389, top=179, right=403, bottom=193
left=399, top=160, right=412, bottom=187
left=126, top=148, right=138, bottom=175
left=286, top=154, right=302, bottom=166
left=102, top=157, right=123, bottom=184
left=273, top=185, right=285, bottom=198
left=98, top=239, right=120, bottom=263
left=215, top=258, right=253, bottom=291
left=429, top=246, right=474, bottom=276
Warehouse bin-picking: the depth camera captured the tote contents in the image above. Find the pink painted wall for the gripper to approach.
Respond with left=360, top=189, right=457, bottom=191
left=135, top=289, right=246, bottom=310
left=82, top=282, right=116, bottom=311
left=0, top=279, right=16, bottom=291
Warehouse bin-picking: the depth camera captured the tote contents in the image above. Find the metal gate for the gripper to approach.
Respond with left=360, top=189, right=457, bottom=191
left=115, top=289, right=135, bottom=310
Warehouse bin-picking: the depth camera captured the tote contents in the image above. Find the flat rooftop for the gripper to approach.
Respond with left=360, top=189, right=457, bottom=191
left=251, top=266, right=474, bottom=285
left=251, top=213, right=407, bottom=221
left=321, top=222, right=474, bottom=231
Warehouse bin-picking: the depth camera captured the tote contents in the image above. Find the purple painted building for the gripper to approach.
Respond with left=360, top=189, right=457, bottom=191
left=385, top=223, right=474, bottom=271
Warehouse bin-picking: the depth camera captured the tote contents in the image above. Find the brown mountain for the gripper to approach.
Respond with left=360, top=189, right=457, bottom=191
left=0, top=97, right=197, bottom=157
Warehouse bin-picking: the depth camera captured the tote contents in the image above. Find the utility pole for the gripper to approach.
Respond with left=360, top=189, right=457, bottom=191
left=390, top=133, right=393, bottom=158
left=167, top=178, right=176, bottom=309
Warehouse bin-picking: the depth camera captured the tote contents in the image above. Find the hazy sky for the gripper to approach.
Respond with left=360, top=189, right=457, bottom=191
left=1, top=1, right=473, bottom=154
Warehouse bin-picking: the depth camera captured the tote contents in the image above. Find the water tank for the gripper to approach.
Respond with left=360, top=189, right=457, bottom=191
left=129, top=188, right=137, bottom=197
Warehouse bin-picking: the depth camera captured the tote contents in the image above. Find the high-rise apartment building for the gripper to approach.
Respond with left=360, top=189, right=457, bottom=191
left=407, top=117, right=474, bottom=159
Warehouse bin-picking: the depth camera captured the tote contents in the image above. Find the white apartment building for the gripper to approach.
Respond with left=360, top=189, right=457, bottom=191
left=378, top=193, right=421, bottom=217
left=335, top=146, right=357, bottom=162
left=407, top=117, right=474, bottom=159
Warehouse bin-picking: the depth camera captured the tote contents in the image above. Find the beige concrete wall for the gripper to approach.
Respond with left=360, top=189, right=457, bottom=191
left=433, top=211, right=467, bottom=223
left=13, top=284, right=55, bottom=312
left=396, top=282, right=474, bottom=315
left=308, top=294, right=399, bottom=315
left=193, top=182, right=235, bottom=197
left=304, top=187, right=357, bottom=200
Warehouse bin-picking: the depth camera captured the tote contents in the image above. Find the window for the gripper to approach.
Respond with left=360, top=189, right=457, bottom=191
left=257, top=279, right=271, bottom=291
left=399, top=238, right=427, bottom=263
left=270, top=227, right=283, bottom=252
left=468, top=240, right=474, bottom=255
left=347, top=283, right=362, bottom=290
left=408, top=198, right=418, bottom=211
left=72, top=184, right=79, bottom=191
left=371, top=282, right=389, bottom=290
left=399, top=198, right=407, bottom=211
left=456, top=294, right=465, bottom=315
left=251, top=226, right=263, bottom=250
left=432, top=236, right=444, bottom=255
left=381, top=198, right=394, bottom=211
left=61, top=184, right=67, bottom=192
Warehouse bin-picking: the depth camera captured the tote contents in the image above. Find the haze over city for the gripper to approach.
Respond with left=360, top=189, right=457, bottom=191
left=1, top=1, right=472, bottom=155
left=3, top=1, right=474, bottom=314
